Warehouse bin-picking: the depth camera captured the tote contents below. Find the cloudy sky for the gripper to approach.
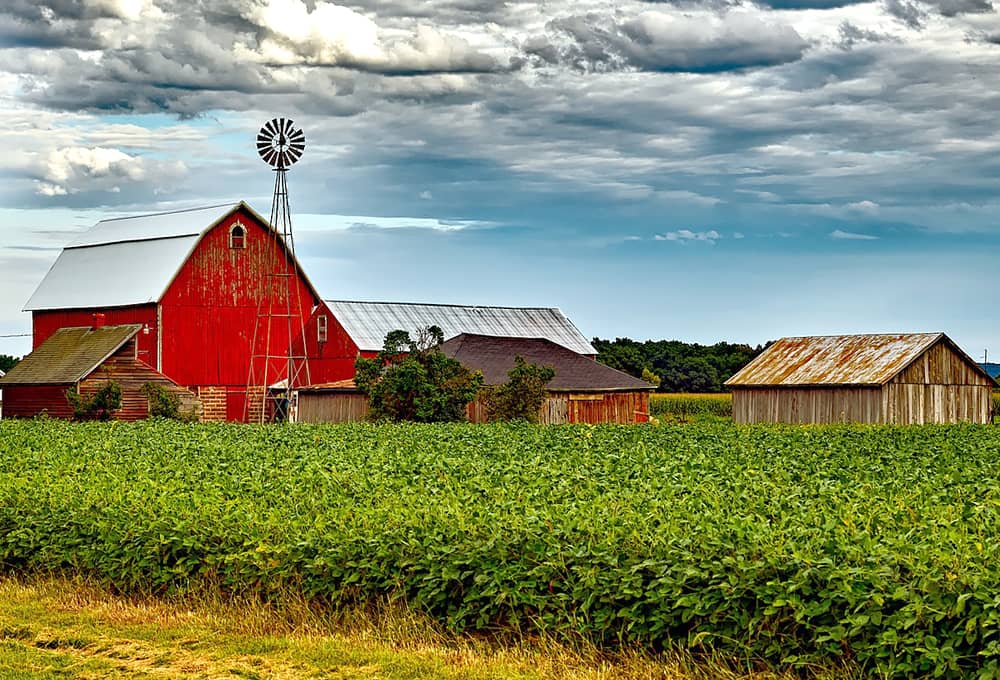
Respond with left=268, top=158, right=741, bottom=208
left=2, top=0, right=1000, bottom=360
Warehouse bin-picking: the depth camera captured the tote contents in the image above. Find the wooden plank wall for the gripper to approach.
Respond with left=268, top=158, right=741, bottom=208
left=79, top=338, right=201, bottom=421
left=883, top=384, right=991, bottom=424
left=891, top=340, right=994, bottom=387
left=0, top=385, right=75, bottom=419
left=297, top=390, right=650, bottom=424
left=732, top=387, right=882, bottom=424
left=298, top=392, right=369, bottom=423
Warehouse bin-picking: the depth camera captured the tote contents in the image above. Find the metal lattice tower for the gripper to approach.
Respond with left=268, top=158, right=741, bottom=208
left=245, top=118, right=310, bottom=423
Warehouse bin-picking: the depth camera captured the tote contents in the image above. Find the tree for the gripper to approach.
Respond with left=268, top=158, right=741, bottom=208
left=0, top=354, right=19, bottom=374
left=483, top=355, right=556, bottom=423
left=355, top=326, right=483, bottom=422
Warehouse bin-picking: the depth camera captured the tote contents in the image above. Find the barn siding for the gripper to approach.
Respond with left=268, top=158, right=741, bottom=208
left=77, top=338, right=200, bottom=421
left=0, top=385, right=75, bottom=419
left=298, top=392, right=370, bottom=423
left=32, top=305, right=158, bottom=368
left=296, top=390, right=649, bottom=424
left=158, top=207, right=317, bottom=392
left=296, top=303, right=362, bottom=384
left=732, top=387, right=883, bottom=424
left=882, top=384, right=990, bottom=424
left=892, top=340, right=994, bottom=387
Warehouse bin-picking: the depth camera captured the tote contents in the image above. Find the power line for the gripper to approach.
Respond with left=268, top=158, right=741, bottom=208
left=0, top=333, right=30, bottom=338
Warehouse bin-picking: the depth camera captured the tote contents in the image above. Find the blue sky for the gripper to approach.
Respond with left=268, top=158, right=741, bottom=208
left=2, top=0, right=1000, bottom=360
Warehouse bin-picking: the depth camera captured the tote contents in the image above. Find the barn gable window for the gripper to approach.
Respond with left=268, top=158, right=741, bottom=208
left=229, top=222, right=246, bottom=249
left=317, top=315, right=328, bottom=343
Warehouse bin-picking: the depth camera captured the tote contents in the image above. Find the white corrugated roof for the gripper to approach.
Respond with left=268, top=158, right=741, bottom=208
left=325, top=300, right=596, bottom=355
left=25, top=237, right=201, bottom=311
left=66, top=204, right=239, bottom=247
left=24, top=203, right=252, bottom=311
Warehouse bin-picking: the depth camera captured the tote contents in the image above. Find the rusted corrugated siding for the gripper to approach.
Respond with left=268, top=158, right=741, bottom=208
left=727, top=334, right=942, bottom=386
left=732, top=387, right=883, bottom=424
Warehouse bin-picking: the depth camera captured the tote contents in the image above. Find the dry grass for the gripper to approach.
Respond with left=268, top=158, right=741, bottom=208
left=0, top=575, right=841, bottom=679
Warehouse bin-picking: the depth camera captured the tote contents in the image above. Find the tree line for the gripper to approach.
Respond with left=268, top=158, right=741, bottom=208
left=592, top=337, right=768, bottom=393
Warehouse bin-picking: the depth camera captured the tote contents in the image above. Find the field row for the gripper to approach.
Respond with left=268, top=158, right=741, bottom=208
left=1, top=420, right=999, bottom=678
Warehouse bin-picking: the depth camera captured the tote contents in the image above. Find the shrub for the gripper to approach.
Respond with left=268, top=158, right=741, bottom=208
left=66, top=380, right=122, bottom=421
left=483, top=355, right=555, bottom=423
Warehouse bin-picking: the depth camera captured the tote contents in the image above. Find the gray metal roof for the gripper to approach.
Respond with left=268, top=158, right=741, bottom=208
left=725, top=333, right=987, bottom=386
left=25, top=203, right=243, bottom=311
left=325, top=300, right=597, bottom=355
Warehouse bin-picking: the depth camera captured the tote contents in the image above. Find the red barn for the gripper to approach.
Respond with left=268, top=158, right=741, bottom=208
left=10, top=203, right=322, bottom=421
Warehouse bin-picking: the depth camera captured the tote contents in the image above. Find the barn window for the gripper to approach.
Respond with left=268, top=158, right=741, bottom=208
left=317, top=315, right=328, bottom=343
left=229, top=222, right=246, bottom=249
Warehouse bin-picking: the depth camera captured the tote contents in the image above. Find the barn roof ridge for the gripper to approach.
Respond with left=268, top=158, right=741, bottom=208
left=324, top=298, right=568, bottom=312
left=725, top=331, right=990, bottom=387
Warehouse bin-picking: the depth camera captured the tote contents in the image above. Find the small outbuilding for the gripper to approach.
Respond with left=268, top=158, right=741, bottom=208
left=725, top=333, right=995, bottom=424
left=441, top=334, right=654, bottom=424
left=0, top=322, right=199, bottom=420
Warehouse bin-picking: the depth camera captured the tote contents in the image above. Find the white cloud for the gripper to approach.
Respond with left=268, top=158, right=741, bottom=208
left=830, top=229, right=879, bottom=240
left=237, top=0, right=498, bottom=72
left=655, top=229, right=722, bottom=243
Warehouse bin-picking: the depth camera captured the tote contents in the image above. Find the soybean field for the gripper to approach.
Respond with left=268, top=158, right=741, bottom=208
left=1, top=419, right=999, bottom=678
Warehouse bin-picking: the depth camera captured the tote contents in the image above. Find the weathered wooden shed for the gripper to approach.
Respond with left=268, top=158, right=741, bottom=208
left=441, top=334, right=653, bottom=424
left=0, top=323, right=199, bottom=420
left=725, top=333, right=995, bottom=424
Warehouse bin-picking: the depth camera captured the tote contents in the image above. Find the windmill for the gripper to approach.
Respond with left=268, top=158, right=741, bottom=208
left=245, top=118, right=310, bottom=423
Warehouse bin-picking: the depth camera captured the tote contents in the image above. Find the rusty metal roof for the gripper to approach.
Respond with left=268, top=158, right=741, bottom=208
left=0, top=324, right=140, bottom=386
left=325, top=300, right=596, bottom=355
left=725, top=333, right=957, bottom=386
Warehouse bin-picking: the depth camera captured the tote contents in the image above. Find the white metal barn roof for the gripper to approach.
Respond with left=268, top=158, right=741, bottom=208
left=325, top=300, right=597, bottom=355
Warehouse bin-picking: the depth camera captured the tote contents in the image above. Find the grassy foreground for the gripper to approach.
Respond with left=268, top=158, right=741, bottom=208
left=0, top=576, right=811, bottom=679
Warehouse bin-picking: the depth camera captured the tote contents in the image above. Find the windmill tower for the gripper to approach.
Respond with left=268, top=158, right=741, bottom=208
left=245, top=118, right=310, bottom=423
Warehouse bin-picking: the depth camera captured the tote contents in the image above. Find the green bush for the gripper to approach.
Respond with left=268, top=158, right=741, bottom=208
left=66, top=380, right=122, bottom=421
left=483, top=356, right=555, bottom=423
left=2, top=420, right=1000, bottom=678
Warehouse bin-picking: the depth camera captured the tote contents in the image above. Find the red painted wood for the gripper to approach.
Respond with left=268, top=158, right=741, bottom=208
left=297, top=302, right=362, bottom=384
left=33, top=305, right=158, bottom=367
left=1, top=385, right=74, bottom=419
left=157, top=207, right=317, bottom=392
